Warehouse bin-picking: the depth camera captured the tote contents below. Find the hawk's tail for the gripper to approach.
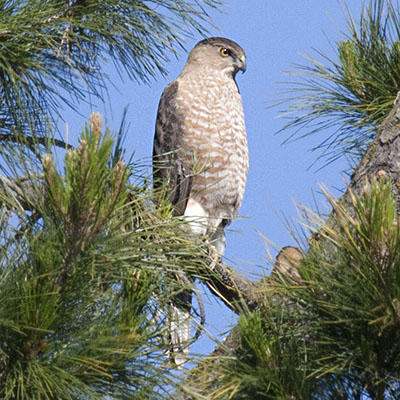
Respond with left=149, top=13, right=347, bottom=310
left=168, top=302, right=191, bottom=368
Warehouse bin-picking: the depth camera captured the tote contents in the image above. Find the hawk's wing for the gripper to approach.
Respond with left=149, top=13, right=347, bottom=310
left=153, top=81, right=192, bottom=216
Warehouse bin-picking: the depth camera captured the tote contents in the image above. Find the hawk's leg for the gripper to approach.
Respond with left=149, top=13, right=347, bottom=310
left=208, top=226, right=226, bottom=270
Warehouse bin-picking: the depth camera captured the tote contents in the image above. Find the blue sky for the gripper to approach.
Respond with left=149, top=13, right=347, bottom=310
left=63, top=1, right=364, bottom=357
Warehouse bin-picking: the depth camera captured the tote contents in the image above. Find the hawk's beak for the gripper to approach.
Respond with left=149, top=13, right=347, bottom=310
left=236, top=55, right=246, bottom=73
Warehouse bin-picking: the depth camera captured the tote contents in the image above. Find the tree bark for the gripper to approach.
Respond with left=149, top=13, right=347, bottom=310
left=346, top=102, right=400, bottom=209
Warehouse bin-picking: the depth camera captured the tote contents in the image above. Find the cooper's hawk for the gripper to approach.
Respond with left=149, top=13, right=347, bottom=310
left=153, top=37, right=248, bottom=366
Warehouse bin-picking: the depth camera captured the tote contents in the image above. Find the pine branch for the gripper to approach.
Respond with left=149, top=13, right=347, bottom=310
left=0, top=166, right=259, bottom=313
left=0, top=6, right=66, bottom=35
left=0, top=113, right=195, bottom=398
left=0, top=134, right=72, bottom=151
left=203, top=259, right=259, bottom=312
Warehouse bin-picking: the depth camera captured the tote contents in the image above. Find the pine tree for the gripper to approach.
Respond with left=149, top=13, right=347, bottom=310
left=6, top=0, right=400, bottom=399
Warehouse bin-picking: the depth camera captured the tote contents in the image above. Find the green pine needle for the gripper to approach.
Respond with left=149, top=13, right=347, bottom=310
left=275, top=0, right=400, bottom=168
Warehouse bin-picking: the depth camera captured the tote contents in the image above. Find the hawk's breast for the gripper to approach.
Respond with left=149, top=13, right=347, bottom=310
left=175, top=72, right=248, bottom=223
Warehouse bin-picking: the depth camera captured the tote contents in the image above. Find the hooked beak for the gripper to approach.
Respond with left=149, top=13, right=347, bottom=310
left=235, top=55, right=246, bottom=73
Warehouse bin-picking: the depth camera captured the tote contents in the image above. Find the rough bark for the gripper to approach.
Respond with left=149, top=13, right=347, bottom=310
left=203, top=259, right=259, bottom=312
left=346, top=102, right=400, bottom=210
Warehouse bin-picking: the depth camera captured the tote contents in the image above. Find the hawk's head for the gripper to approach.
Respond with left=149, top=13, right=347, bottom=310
left=187, top=37, right=246, bottom=77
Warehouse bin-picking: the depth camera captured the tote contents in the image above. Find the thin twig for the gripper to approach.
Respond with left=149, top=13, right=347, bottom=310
left=0, top=134, right=73, bottom=150
left=57, top=0, right=73, bottom=59
left=57, top=24, right=72, bottom=59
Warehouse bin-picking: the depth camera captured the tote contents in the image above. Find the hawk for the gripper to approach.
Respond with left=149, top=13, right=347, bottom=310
left=153, top=37, right=248, bottom=366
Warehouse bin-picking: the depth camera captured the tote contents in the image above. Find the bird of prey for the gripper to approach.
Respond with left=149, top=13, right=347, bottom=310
left=153, top=37, right=248, bottom=366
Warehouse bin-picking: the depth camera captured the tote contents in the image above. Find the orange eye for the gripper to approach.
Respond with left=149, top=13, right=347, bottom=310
left=220, top=48, right=230, bottom=57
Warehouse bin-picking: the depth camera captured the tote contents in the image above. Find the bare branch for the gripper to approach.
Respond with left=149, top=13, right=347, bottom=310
left=203, top=259, right=258, bottom=313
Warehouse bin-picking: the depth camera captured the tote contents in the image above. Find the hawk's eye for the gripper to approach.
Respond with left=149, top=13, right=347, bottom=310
left=220, top=48, right=230, bottom=57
